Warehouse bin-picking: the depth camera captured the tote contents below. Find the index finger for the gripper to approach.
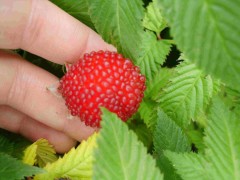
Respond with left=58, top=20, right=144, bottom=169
left=0, top=0, right=115, bottom=64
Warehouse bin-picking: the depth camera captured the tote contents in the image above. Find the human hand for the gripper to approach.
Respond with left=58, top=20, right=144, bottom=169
left=0, top=0, right=115, bottom=153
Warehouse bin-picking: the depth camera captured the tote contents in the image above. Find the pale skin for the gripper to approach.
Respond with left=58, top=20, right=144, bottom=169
left=0, top=0, right=115, bottom=153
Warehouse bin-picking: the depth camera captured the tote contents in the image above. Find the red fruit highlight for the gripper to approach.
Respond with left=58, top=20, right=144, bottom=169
left=58, top=51, right=146, bottom=127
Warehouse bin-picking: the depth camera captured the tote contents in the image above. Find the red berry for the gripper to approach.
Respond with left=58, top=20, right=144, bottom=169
left=58, top=50, right=146, bottom=127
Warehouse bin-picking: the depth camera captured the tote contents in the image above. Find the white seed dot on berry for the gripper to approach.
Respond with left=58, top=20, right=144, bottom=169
left=125, top=85, right=132, bottom=92
left=112, top=65, right=117, bottom=71
left=129, top=100, right=135, bottom=105
left=106, top=77, right=113, bottom=83
left=90, top=90, right=95, bottom=96
left=104, top=61, right=110, bottom=67
left=100, top=94, right=105, bottom=98
left=96, top=97, right=101, bottom=102
left=96, top=86, right=102, bottom=92
left=114, top=72, right=119, bottom=78
left=115, top=80, right=120, bottom=85
left=118, top=91, right=123, bottom=95
left=102, top=71, right=107, bottom=77
left=97, top=65, right=103, bottom=70
left=120, top=76, right=124, bottom=81
left=102, top=81, right=109, bottom=88
left=110, top=98, right=116, bottom=104
left=68, top=91, right=73, bottom=96
left=112, top=85, right=118, bottom=92
left=84, top=89, right=89, bottom=94
left=83, top=75, right=87, bottom=82
left=89, top=102, right=94, bottom=108
left=103, top=98, right=109, bottom=103
left=80, top=93, right=85, bottom=99
left=120, top=82, right=126, bottom=89
left=90, top=74, right=95, bottom=80
left=94, top=69, right=99, bottom=76
left=128, top=93, right=135, bottom=99
left=113, top=105, right=119, bottom=111
left=89, top=83, right=94, bottom=88
left=118, top=68, right=123, bottom=73
left=106, top=89, right=112, bottom=95
left=122, top=97, right=127, bottom=103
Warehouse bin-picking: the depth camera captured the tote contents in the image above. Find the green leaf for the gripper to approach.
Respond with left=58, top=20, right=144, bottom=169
left=23, top=139, right=58, bottom=168
left=143, top=0, right=167, bottom=34
left=154, top=110, right=191, bottom=153
left=93, top=108, right=163, bottom=180
left=165, top=98, right=240, bottom=180
left=0, top=129, right=30, bottom=159
left=159, top=0, right=240, bottom=91
left=35, top=133, right=97, bottom=180
left=165, top=151, right=210, bottom=180
left=0, top=153, right=44, bottom=180
left=187, top=130, right=205, bottom=153
left=154, top=110, right=191, bottom=180
left=219, top=85, right=240, bottom=116
left=88, top=0, right=144, bottom=61
left=0, top=134, right=14, bottom=155
left=128, top=122, right=153, bottom=150
left=205, top=98, right=240, bottom=179
left=138, top=100, right=158, bottom=131
left=136, top=32, right=172, bottom=81
left=158, top=61, right=217, bottom=128
left=52, top=0, right=95, bottom=29
left=144, top=67, right=174, bottom=99
left=139, top=68, right=174, bottom=130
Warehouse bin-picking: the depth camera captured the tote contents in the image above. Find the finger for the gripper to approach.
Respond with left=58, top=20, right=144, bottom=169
left=0, top=50, right=96, bottom=142
left=0, top=0, right=115, bottom=64
left=0, top=105, right=76, bottom=153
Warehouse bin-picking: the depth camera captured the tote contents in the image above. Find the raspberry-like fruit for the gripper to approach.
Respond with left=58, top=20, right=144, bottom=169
left=58, top=50, right=146, bottom=127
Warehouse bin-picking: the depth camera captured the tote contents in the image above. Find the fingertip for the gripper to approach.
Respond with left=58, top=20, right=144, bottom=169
left=47, top=133, right=77, bottom=154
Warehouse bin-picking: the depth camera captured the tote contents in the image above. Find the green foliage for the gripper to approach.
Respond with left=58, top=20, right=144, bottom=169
left=165, top=98, right=240, bottom=180
left=159, top=0, right=240, bottom=91
left=143, top=0, right=167, bottom=34
left=35, top=133, right=97, bottom=180
left=157, top=61, right=217, bottom=128
left=0, top=153, right=44, bottom=180
left=128, top=121, right=153, bottom=150
left=93, top=108, right=163, bottom=180
left=2, top=0, right=240, bottom=179
left=219, top=85, right=240, bottom=116
left=136, top=32, right=172, bottom=81
left=0, top=129, right=30, bottom=159
left=153, top=110, right=191, bottom=180
left=187, top=130, right=205, bottom=153
left=88, top=0, right=145, bottom=61
left=138, top=100, right=158, bottom=131
left=51, top=0, right=95, bottom=29
left=88, top=0, right=171, bottom=83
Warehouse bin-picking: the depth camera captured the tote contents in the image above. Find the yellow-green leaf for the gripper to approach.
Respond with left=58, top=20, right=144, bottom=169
left=22, top=144, right=37, bottom=165
left=22, top=139, right=57, bottom=168
left=35, top=133, right=98, bottom=180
